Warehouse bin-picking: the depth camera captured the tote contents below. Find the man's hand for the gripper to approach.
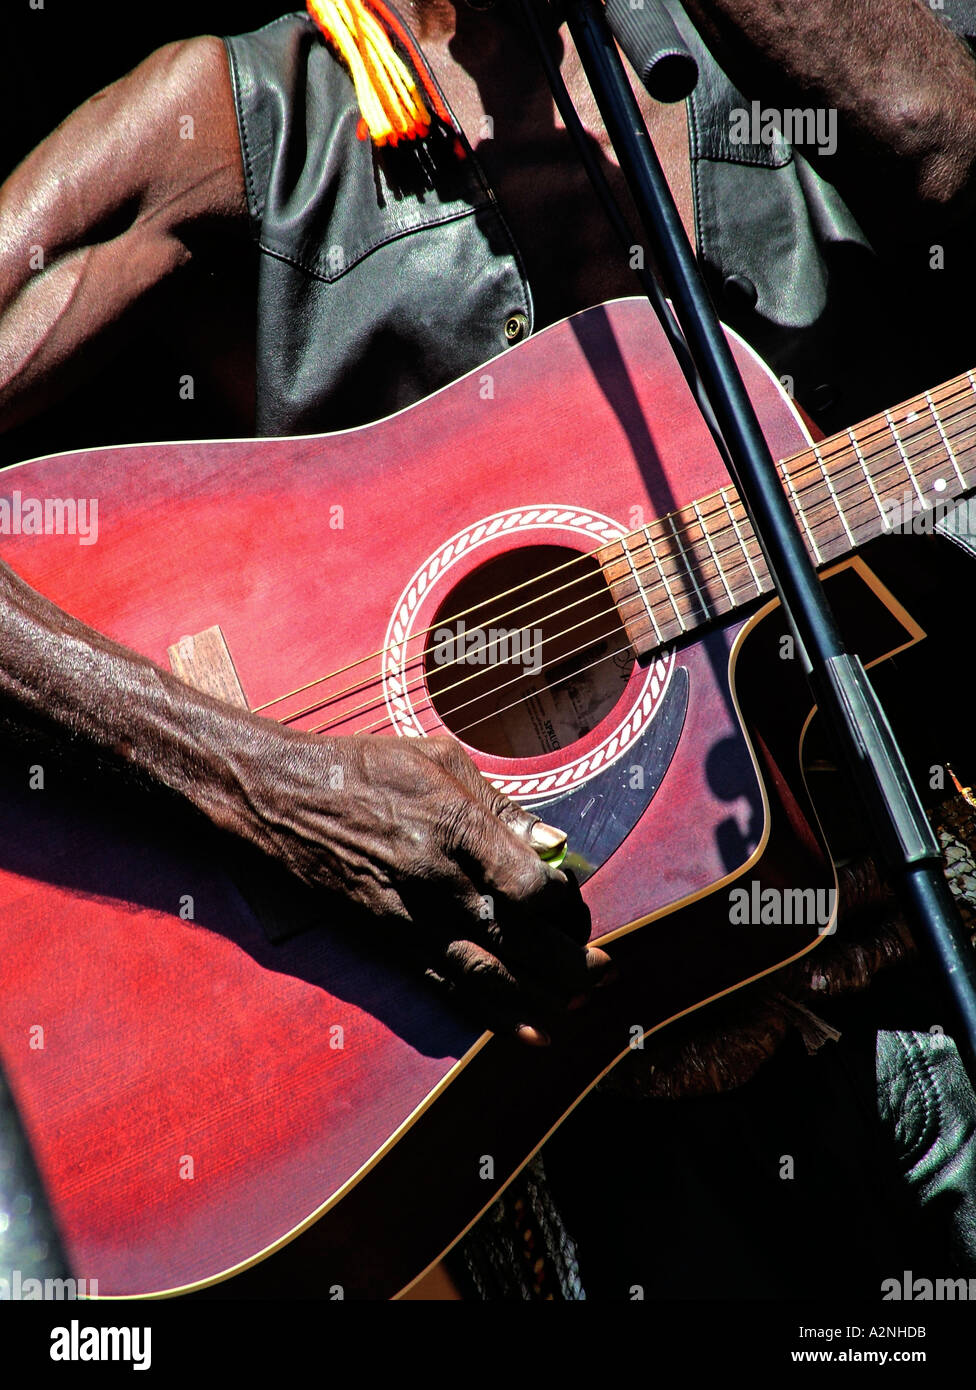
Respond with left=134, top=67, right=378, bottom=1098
left=0, top=556, right=611, bottom=1044
left=235, top=729, right=613, bottom=1044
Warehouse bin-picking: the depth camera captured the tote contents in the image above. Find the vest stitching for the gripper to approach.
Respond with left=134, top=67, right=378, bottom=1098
left=222, top=37, right=261, bottom=230
left=256, top=201, right=513, bottom=283
left=231, top=8, right=530, bottom=320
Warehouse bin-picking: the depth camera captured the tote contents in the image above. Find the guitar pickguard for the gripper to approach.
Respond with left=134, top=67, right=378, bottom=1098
left=528, top=667, right=689, bottom=882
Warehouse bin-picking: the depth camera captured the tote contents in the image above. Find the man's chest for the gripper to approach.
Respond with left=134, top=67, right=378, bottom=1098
left=411, top=15, right=696, bottom=329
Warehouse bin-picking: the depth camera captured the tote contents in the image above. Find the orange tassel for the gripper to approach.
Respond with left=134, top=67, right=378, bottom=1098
left=307, top=0, right=440, bottom=147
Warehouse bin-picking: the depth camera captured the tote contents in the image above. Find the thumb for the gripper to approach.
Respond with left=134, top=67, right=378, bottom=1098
left=481, top=782, right=568, bottom=864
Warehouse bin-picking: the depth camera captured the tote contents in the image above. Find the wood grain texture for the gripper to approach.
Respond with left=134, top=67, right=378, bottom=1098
left=0, top=298, right=837, bottom=1298
left=168, top=625, right=249, bottom=709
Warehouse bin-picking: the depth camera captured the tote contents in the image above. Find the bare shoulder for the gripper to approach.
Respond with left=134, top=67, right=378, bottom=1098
left=0, top=34, right=246, bottom=263
left=71, top=34, right=247, bottom=225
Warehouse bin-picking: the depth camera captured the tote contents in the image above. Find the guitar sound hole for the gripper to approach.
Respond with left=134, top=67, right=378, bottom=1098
left=425, top=544, right=635, bottom=757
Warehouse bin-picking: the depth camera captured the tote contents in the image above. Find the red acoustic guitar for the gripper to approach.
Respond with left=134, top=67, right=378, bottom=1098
left=0, top=298, right=968, bottom=1299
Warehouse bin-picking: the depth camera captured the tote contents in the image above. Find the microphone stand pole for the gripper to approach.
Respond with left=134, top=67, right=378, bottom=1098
left=520, top=0, right=976, bottom=1081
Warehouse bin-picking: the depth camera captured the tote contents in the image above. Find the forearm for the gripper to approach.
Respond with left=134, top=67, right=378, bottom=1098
left=683, top=0, right=976, bottom=234
left=0, top=555, right=288, bottom=847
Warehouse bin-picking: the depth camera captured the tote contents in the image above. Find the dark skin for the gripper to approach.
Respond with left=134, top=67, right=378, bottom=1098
left=0, top=0, right=974, bottom=1040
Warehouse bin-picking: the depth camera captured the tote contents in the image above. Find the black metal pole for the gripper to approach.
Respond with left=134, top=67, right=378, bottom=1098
left=523, top=0, right=976, bottom=1076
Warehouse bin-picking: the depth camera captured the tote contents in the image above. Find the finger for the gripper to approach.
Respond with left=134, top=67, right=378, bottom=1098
left=496, top=799, right=568, bottom=862
left=453, top=800, right=596, bottom=955
left=423, top=740, right=569, bottom=864
left=431, top=939, right=553, bottom=1045
left=444, top=850, right=613, bottom=1007
left=444, top=749, right=570, bottom=861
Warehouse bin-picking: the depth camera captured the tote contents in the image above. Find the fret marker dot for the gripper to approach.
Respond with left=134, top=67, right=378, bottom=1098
left=934, top=478, right=947, bottom=492
left=906, top=412, right=919, bottom=423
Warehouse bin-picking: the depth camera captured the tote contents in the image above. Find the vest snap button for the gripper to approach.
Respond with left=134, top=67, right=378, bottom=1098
left=504, top=312, right=529, bottom=343
left=723, top=274, right=758, bottom=309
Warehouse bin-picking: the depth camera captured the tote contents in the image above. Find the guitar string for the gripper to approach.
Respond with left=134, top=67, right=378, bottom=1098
left=451, top=632, right=678, bottom=742
left=276, top=405, right=899, bottom=728
left=424, top=398, right=976, bottom=741
left=292, top=400, right=976, bottom=737
left=443, top=382, right=976, bottom=743
left=339, top=416, right=976, bottom=741
left=254, top=378, right=976, bottom=717
left=288, top=404, right=976, bottom=734
left=252, top=374, right=976, bottom=716
left=270, top=387, right=976, bottom=730
left=305, top=421, right=976, bottom=739
left=297, top=397, right=976, bottom=732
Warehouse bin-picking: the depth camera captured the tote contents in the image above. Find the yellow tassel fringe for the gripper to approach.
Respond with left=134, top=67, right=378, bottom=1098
left=307, top=0, right=435, bottom=145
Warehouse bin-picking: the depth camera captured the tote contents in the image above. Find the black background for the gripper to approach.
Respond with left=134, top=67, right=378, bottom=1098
left=2, top=2, right=287, bottom=176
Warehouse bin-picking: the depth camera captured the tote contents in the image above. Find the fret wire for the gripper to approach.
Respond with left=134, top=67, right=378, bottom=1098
left=665, top=512, right=711, bottom=622
left=884, top=407, right=926, bottom=506
left=608, top=576, right=688, bottom=635
left=641, top=524, right=689, bottom=633
left=641, top=383, right=976, bottom=590
left=798, top=404, right=975, bottom=542
left=688, top=388, right=976, bottom=578
left=623, top=425, right=976, bottom=643
left=902, top=424, right=964, bottom=511
left=815, top=378, right=966, bottom=472
left=784, top=474, right=847, bottom=554
left=899, top=429, right=976, bottom=502
left=780, top=458, right=824, bottom=562
left=714, top=502, right=771, bottom=581
left=778, top=372, right=969, bottom=480
left=671, top=504, right=724, bottom=590
left=632, top=531, right=716, bottom=601
left=654, top=414, right=976, bottom=603
left=641, top=513, right=739, bottom=604
left=675, top=502, right=749, bottom=612
left=614, top=594, right=682, bottom=643
left=692, top=498, right=735, bottom=606
left=624, top=391, right=976, bottom=642
left=296, top=387, right=976, bottom=732
left=841, top=407, right=976, bottom=515
left=800, top=430, right=973, bottom=561
left=781, top=383, right=957, bottom=509
left=802, top=424, right=913, bottom=516
left=896, top=397, right=958, bottom=490
left=925, top=388, right=967, bottom=490
left=620, top=534, right=664, bottom=643
left=662, top=522, right=765, bottom=601
left=617, top=578, right=698, bottom=640
left=720, top=487, right=765, bottom=595
left=845, top=425, right=888, bottom=530
left=966, top=373, right=976, bottom=481
left=790, top=487, right=856, bottom=533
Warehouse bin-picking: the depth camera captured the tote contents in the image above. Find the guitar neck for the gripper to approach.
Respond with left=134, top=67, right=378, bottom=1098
left=601, top=368, right=976, bottom=655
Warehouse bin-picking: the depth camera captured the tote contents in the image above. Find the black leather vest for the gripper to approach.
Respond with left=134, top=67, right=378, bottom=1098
left=667, top=0, right=976, bottom=433
left=225, top=5, right=976, bottom=437
left=224, top=11, right=532, bottom=436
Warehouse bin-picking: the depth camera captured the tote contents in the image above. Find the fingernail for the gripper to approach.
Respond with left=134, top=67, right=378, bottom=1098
left=530, top=821, right=567, bottom=853
left=594, top=963, right=619, bottom=989
left=517, top=1024, right=551, bottom=1046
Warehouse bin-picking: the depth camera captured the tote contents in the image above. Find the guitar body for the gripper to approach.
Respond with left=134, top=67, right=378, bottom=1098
left=0, top=299, right=918, bottom=1299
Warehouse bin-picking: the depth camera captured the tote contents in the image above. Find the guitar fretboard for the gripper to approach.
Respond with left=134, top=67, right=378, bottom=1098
left=601, top=370, right=976, bottom=651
